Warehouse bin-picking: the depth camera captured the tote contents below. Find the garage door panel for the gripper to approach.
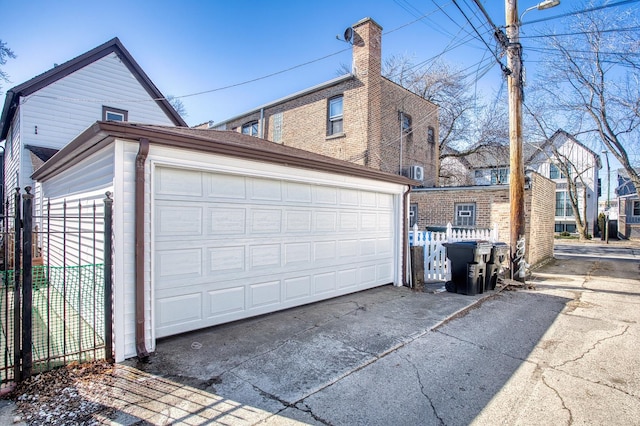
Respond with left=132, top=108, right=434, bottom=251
left=337, top=269, right=358, bottom=289
left=207, top=173, right=247, bottom=199
left=285, top=182, right=312, bottom=203
left=314, top=186, right=338, bottom=204
left=155, top=167, right=203, bottom=197
left=157, top=248, right=202, bottom=280
left=209, top=208, right=246, bottom=234
left=314, top=272, right=337, bottom=294
left=249, top=244, right=281, bottom=269
left=284, top=242, right=311, bottom=265
left=156, top=205, right=202, bottom=236
left=284, top=276, right=311, bottom=301
left=249, top=281, right=281, bottom=308
left=251, top=209, right=282, bottom=233
left=209, top=246, right=245, bottom=272
left=154, top=168, right=398, bottom=339
left=156, top=292, right=202, bottom=329
left=286, top=210, right=312, bottom=232
left=207, top=286, right=245, bottom=317
left=339, top=188, right=359, bottom=205
left=250, top=178, right=282, bottom=201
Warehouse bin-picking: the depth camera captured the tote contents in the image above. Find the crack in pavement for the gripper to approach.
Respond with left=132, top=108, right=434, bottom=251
left=404, top=355, right=445, bottom=425
left=541, top=373, right=574, bottom=425
left=292, top=402, right=333, bottom=426
left=552, top=325, right=630, bottom=369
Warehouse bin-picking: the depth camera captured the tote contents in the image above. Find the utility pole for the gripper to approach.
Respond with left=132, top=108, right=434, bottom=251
left=602, top=150, right=611, bottom=244
left=505, top=0, right=525, bottom=280
left=502, top=0, right=559, bottom=279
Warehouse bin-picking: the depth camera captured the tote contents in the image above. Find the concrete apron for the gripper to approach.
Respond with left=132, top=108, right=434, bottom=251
left=125, top=283, right=494, bottom=422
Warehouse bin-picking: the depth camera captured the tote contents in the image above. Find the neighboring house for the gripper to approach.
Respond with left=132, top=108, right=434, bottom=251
left=441, top=130, right=601, bottom=236
left=0, top=37, right=187, bottom=204
left=615, top=168, right=640, bottom=240
left=527, top=130, right=601, bottom=236
left=439, top=146, right=473, bottom=187
left=32, top=121, right=414, bottom=362
left=206, top=17, right=440, bottom=187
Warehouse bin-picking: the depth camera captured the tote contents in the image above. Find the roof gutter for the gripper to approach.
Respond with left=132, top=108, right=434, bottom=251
left=135, top=138, right=150, bottom=360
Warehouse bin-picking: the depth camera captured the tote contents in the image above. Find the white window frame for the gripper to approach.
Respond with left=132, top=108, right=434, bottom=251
left=455, top=203, right=476, bottom=227
left=102, top=106, right=128, bottom=122
left=328, top=96, right=343, bottom=136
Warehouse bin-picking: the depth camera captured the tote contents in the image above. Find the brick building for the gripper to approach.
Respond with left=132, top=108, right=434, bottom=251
left=411, top=172, right=556, bottom=268
left=207, top=17, right=439, bottom=185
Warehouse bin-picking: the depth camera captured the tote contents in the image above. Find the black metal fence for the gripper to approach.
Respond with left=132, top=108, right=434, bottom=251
left=0, top=188, right=113, bottom=389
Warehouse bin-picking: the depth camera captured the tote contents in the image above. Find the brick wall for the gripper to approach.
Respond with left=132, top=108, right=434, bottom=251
left=213, top=18, right=439, bottom=186
left=526, top=172, right=556, bottom=267
left=411, top=171, right=555, bottom=267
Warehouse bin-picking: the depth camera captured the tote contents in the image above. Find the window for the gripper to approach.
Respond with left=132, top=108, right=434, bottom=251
left=632, top=200, right=640, bottom=216
left=490, top=168, right=509, bottom=184
left=272, top=112, right=283, bottom=143
left=555, top=223, right=576, bottom=233
left=455, top=203, right=476, bottom=227
left=102, top=106, right=128, bottom=122
left=427, top=126, right=435, bottom=144
left=327, top=96, right=343, bottom=136
left=400, top=112, right=412, bottom=140
left=409, top=203, right=418, bottom=227
left=242, top=121, right=259, bottom=136
left=549, top=163, right=568, bottom=180
left=555, top=191, right=574, bottom=217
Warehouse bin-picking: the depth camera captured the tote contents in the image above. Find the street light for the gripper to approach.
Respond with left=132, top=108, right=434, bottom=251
left=521, top=0, right=561, bottom=19
left=505, top=0, right=560, bottom=280
left=602, top=150, right=611, bottom=243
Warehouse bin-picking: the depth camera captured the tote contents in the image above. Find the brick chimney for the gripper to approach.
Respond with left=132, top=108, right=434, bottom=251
left=351, top=17, right=383, bottom=168
left=351, top=17, right=382, bottom=79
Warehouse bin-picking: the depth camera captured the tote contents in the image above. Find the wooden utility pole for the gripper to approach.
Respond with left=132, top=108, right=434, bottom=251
left=506, top=0, right=526, bottom=280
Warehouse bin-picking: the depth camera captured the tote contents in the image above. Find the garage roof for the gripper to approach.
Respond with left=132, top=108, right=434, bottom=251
left=32, top=121, right=416, bottom=186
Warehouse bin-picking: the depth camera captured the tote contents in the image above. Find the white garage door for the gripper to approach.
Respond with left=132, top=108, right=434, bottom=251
left=153, top=166, right=398, bottom=338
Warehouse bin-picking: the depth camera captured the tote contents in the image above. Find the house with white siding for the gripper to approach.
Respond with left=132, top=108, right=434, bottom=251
left=440, top=130, right=601, bottom=236
left=527, top=130, right=601, bottom=236
left=0, top=37, right=187, bottom=204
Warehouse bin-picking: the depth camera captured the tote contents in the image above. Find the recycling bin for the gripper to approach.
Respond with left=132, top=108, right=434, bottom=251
left=443, top=241, right=492, bottom=295
left=484, top=242, right=509, bottom=291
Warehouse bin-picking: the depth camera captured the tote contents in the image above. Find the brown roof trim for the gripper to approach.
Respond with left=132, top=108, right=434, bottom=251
left=1, top=38, right=187, bottom=140
left=32, top=122, right=416, bottom=186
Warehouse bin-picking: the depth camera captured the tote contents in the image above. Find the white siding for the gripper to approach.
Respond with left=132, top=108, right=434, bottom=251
left=19, top=52, right=176, bottom=190
left=4, top=113, right=21, bottom=207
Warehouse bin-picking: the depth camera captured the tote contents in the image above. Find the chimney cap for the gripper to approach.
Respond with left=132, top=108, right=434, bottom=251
left=352, top=17, right=383, bottom=30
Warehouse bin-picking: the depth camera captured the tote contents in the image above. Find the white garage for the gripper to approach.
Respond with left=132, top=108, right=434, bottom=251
left=32, top=122, right=412, bottom=361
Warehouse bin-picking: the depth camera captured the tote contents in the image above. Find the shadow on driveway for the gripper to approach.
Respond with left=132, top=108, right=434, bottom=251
left=122, top=284, right=570, bottom=425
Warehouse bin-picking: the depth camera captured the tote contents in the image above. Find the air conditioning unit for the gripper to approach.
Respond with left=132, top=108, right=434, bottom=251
left=409, top=165, right=424, bottom=181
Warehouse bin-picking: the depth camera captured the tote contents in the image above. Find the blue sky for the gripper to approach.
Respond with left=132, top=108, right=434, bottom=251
left=1, top=0, right=577, bottom=128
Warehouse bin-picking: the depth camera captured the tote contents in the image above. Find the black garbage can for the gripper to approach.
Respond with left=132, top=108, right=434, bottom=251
left=443, top=241, right=492, bottom=295
left=485, top=242, right=509, bottom=291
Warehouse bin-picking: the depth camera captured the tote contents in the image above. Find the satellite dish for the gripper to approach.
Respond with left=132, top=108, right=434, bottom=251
left=343, top=27, right=354, bottom=44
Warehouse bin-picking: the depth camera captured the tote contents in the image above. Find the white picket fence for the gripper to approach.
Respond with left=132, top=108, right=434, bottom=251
left=409, top=223, right=499, bottom=281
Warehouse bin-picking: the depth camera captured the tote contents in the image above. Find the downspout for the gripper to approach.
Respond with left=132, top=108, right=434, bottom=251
left=135, top=138, right=150, bottom=360
left=402, top=184, right=412, bottom=286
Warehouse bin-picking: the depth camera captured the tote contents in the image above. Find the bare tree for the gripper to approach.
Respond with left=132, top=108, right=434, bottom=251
left=531, top=3, right=640, bottom=192
left=381, top=55, right=510, bottom=182
left=166, top=95, right=187, bottom=118
left=0, top=39, right=16, bottom=94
